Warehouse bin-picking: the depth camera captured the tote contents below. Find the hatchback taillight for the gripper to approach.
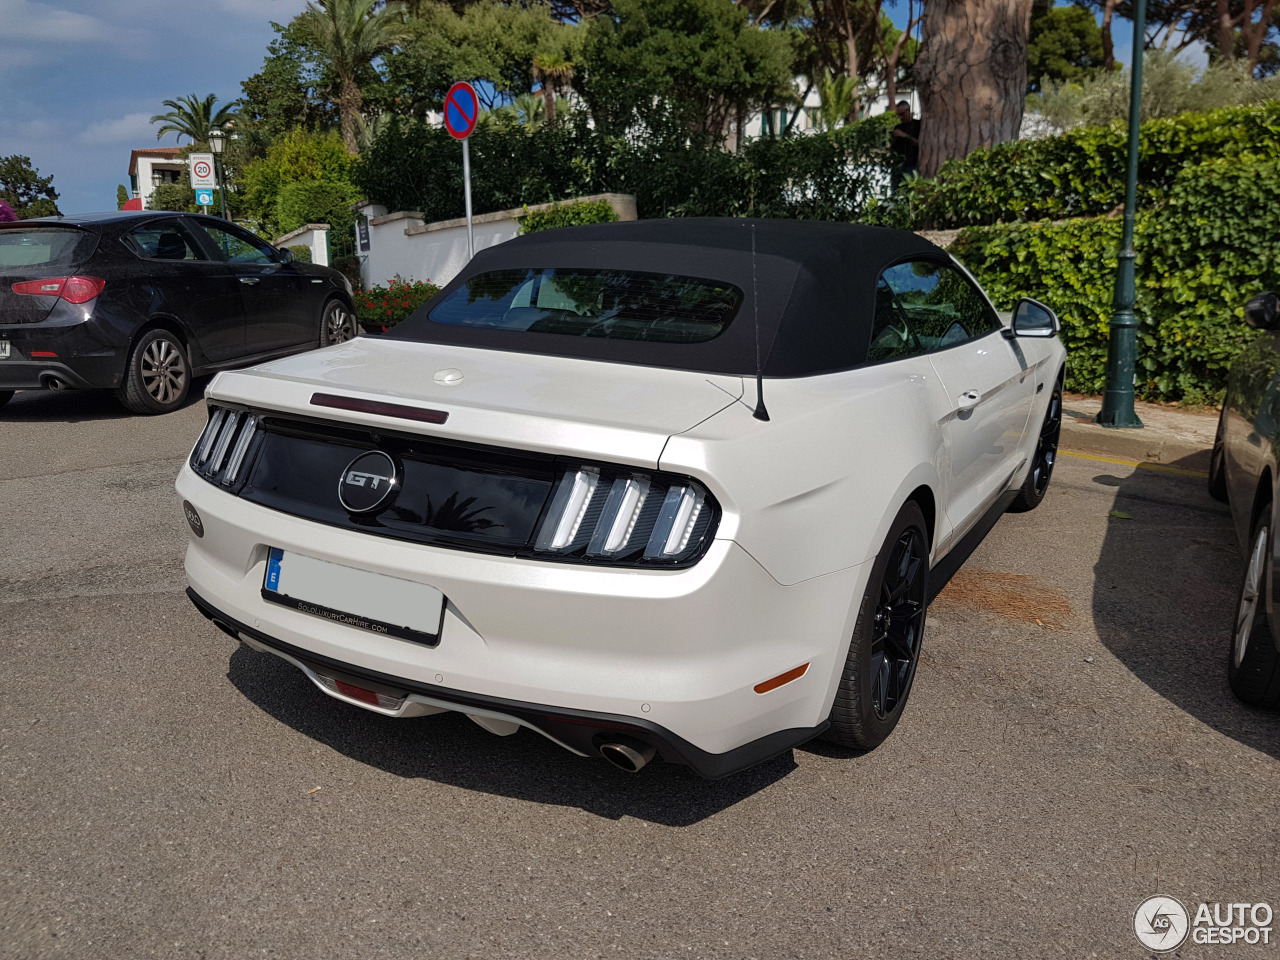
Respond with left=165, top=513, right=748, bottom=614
left=11, top=276, right=106, bottom=304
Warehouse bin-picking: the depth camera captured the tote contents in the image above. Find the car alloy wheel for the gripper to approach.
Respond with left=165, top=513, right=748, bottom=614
left=116, top=328, right=191, bottom=415
left=1228, top=509, right=1280, bottom=707
left=322, top=301, right=357, bottom=345
left=1010, top=378, right=1062, bottom=512
left=825, top=499, right=930, bottom=749
left=1235, top=520, right=1266, bottom=668
left=141, top=336, right=187, bottom=405
left=870, top=526, right=927, bottom=719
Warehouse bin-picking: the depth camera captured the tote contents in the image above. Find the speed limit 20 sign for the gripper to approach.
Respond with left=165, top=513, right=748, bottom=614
left=189, top=153, right=215, bottom=189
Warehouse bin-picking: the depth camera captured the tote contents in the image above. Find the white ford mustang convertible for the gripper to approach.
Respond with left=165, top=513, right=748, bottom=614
left=177, top=219, right=1066, bottom=777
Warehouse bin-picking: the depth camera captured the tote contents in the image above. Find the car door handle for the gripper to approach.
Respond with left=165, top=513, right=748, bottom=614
left=239, top=277, right=260, bottom=285
left=957, top=390, right=981, bottom=411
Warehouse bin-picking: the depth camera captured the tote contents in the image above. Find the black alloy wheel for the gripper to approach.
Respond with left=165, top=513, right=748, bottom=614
left=321, top=300, right=358, bottom=346
left=1229, top=507, right=1280, bottom=707
left=116, top=328, right=191, bottom=415
left=825, top=500, right=930, bottom=750
left=1010, top=379, right=1063, bottom=512
left=1208, top=407, right=1229, bottom=502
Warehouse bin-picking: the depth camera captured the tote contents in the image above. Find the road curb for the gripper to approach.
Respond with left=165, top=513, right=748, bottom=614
left=1060, top=419, right=1212, bottom=472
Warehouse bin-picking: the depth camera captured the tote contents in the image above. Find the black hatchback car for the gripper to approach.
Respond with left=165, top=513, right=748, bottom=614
left=0, top=211, right=357, bottom=414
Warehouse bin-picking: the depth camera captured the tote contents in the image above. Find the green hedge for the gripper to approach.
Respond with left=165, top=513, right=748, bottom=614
left=355, top=113, right=898, bottom=224
left=951, top=155, right=1280, bottom=403
left=518, top=199, right=619, bottom=234
left=906, top=102, right=1280, bottom=228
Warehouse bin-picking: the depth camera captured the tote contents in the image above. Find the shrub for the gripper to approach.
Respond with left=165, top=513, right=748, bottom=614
left=904, top=101, right=1280, bottom=228
left=276, top=180, right=362, bottom=236
left=355, top=112, right=898, bottom=224
left=149, top=183, right=197, bottom=212
left=518, top=199, right=618, bottom=234
left=331, top=254, right=363, bottom=290
left=950, top=155, right=1280, bottom=404
left=355, top=275, right=440, bottom=331
left=287, top=244, right=312, bottom=263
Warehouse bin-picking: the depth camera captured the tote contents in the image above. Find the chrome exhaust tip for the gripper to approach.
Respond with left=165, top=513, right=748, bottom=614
left=598, top=736, right=656, bottom=773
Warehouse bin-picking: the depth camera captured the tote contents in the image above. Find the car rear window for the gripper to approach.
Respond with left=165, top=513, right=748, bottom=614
left=0, top=228, right=98, bottom=274
left=426, top=268, right=743, bottom=344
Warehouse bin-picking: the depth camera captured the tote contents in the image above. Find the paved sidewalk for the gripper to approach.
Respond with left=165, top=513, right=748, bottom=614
left=1059, top=393, right=1217, bottom=472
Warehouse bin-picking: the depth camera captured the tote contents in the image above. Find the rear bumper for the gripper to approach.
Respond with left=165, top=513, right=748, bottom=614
left=0, top=320, right=123, bottom=389
left=187, top=587, right=827, bottom=778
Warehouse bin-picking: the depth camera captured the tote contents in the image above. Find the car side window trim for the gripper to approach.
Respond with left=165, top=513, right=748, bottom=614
left=121, top=217, right=208, bottom=263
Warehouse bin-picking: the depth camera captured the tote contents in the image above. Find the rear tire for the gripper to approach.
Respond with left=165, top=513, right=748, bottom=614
left=115, top=328, right=191, bottom=415
left=1229, top=508, right=1280, bottom=708
left=320, top=299, right=357, bottom=346
left=1009, top=378, right=1062, bottom=512
left=1208, top=408, right=1228, bottom=503
left=824, top=500, right=930, bottom=750
left=0, top=390, right=12, bottom=410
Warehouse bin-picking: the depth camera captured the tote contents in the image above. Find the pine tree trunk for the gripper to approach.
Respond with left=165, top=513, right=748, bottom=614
left=1100, top=0, right=1117, bottom=71
left=914, top=0, right=1033, bottom=178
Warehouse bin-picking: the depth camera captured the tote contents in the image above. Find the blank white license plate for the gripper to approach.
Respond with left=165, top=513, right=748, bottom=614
left=0, top=340, right=9, bottom=359
left=262, top=548, right=444, bottom=645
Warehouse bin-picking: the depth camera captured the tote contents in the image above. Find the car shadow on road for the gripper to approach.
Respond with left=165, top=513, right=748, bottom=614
left=1, top=379, right=211, bottom=422
left=1091, top=452, right=1280, bottom=761
left=225, top=644, right=795, bottom=826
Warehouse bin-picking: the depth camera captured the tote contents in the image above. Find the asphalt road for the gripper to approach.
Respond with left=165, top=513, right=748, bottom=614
left=2, top=386, right=1278, bottom=959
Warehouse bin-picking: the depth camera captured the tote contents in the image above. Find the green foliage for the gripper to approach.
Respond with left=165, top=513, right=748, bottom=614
left=240, top=20, right=337, bottom=140
left=0, top=155, right=59, bottom=218
left=950, top=155, right=1280, bottom=404
left=905, top=101, right=1280, bottom=228
left=275, top=179, right=363, bottom=235
left=150, top=93, right=240, bottom=146
left=239, top=128, right=356, bottom=234
left=578, top=0, right=795, bottom=136
left=518, top=199, right=618, bottom=234
left=1028, top=50, right=1280, bottom=133
left=356, top=112, right=897, bottom=223
left=149, top=183, right=197, bottom=212
left=331, top=254, right=363, bottom=289
left=354, top=275, right=440, bottom=330
left=1027, top=4, right=1106, bottom=93
left=116, top=184, right=129, bottom=210
left=287, top=244, right=313, bottom=263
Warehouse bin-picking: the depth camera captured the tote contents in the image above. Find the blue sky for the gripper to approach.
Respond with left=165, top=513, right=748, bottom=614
left=1, top=0, right=309, bottom=214
left=5, top=1, right=1197, bottom=216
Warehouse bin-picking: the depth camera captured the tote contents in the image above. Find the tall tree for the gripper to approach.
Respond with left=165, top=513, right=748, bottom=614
left=0, top=156, right=60, bottom=218
left=1027, top=3, right=1106, bottom=91
left=532, top=52, right=575, bottom=122
left=150, top=93, right=240, bottom=145
left=915, top=0, right=1034, bottom=177
left=294, top=0, right=412, bottom=154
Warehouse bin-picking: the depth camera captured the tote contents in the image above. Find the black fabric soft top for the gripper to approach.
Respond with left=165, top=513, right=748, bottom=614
left=386, top=218, right=948, bottom=378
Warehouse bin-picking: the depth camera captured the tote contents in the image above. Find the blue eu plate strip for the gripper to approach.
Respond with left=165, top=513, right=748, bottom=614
left=265, top=547, right=283, bottom=592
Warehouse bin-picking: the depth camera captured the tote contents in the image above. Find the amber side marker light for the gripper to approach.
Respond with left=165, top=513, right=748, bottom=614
left=754, top=662, right=809, bottom=694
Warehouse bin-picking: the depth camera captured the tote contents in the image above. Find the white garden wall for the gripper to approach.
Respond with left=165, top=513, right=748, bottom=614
left=353, top=193, right=637, bottom=291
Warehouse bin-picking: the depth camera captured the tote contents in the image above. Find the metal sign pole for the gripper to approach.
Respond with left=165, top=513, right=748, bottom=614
left=462, top=137, right=474, bottom=260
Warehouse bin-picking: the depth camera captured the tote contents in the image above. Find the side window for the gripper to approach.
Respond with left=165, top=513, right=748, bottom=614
left=868, top=278, right=925, bottom=362
left=196, top=222, right=277, bottom=265
left=125, top=219, right=205, bottom=262
left=880, top=260, right=1001, bottom=352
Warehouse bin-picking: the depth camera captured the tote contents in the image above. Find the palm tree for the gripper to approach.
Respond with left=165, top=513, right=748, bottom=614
left=531, top=53, right=574, bottom=124
left=295, top=0, right=411, bottom=155
left=150, top=94, right=240, bottom=145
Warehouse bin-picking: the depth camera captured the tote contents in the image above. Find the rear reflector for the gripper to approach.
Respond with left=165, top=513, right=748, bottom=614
left=335, top=680, right=381, bottom=706
left=754, top=662, right=809, bottom=695
left=30, top=351, right=57, bottom=358
left=311, top=392, right=449, bottom=425
left=11, top=275, right=105, bottom=304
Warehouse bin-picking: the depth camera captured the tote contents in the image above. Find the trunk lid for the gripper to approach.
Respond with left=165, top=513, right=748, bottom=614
left=0, top=226, right=100, bottom=325
left=209, top=338, right=744, bottom=467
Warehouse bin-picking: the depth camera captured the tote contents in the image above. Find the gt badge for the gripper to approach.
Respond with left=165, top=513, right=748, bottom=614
left=338, top=450, right=400, bottom=514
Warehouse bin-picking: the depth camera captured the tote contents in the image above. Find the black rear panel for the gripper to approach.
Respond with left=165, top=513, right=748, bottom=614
left=0, top=226, right=101, bottom=325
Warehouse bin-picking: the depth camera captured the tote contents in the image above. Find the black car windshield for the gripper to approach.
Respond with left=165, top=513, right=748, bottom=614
left=0, top=228, right=98, bottom=274
left=426, top=268, right=742, bottom=344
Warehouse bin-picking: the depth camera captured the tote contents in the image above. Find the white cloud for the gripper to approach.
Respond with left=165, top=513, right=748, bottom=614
left=78, top=111, right=156, bottom=146
left=0, top=0, right=120, bottom=43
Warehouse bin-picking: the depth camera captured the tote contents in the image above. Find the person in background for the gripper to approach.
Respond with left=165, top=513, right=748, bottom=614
left=890, top=100, right=921, bottom=191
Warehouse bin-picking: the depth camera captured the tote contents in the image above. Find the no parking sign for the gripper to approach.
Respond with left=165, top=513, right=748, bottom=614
left=444, top=81, right=479, bottom=258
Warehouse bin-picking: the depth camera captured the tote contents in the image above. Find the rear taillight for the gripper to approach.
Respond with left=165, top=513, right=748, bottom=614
left=11, top=276, right=106, bottom=304
left=533, top=465, right=717, bottom=566
left=191, top=405, right=260, bottom=487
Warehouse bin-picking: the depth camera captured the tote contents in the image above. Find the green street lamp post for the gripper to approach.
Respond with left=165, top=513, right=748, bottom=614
left=1096, top=0, right=1146, bottom=429
left=208, top=126, right=229, bottom=221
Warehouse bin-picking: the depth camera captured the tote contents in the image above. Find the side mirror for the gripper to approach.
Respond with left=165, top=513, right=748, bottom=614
left=1245, top=292, right=1279, bottom=330
left=1007, top=297, right=1058, bottom=338
left=276, top=246, right=295, bottom=264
